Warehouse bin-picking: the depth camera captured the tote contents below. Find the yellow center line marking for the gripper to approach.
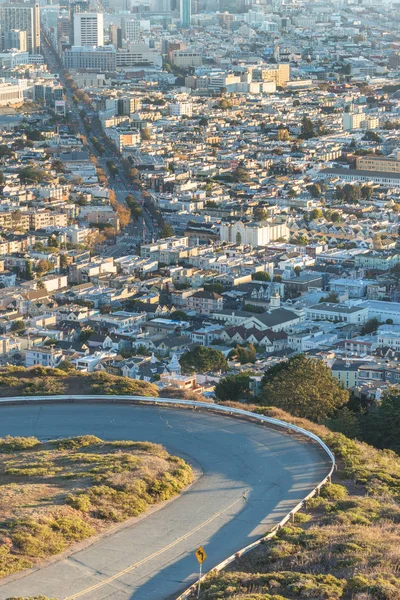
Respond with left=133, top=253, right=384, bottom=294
left=64, top=496, right=242, bottom=599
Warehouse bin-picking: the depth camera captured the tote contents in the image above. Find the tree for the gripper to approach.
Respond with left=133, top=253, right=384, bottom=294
left=300, top=117, right=315, bottom=139
left=11, top=320, right=25, bottom=332
left=36, top=259, right=53, bottom=275
left=231, top=344, right=257, bottom=364
left=326, top=406, right=361, bottom=439
left=253, top=207, right=268, bottom=221
left=0, top=144, right=13, bottom=159
left=376, top=389, right=400, bottom=452
left=36, top=280, right=46, bottom=290
left=51, top=159, right=65, bottom=173
left=260, top=355, right=349, bottom=423
left=25, top=260, right=34, bottom=281
left=360, top=318, right=380, bottom=335
left=251, top=271, right=271, bottom=282
left=361, top=185, right=374, bottom=200
left=125, top=195, right=142, bottom=220
left=204, top=282, right=225, bottom=294
left=26, top=129, right=45, bottom=141
left=319, top=291, right=339, bottom=303
left=233, top=167, right=250, bottom=183
left=60, top=254, right=69, bottom=269
left=160, top=221, right=174, bottom=238
left=180, top=346, right=228, bottom=374
left=310, top=208, right=323, bottom=220
left=362, top=131, right=381, bottom=143
left=277, top=128, right=290, bottom=141
left=140, top=127, right=152, bottom=141
left=214, top=373, right=252, bottom=402
left=47, top=235, right=58, bottom=248
left=0, top=171, right=5, bottom=185
left=169, top=310, right=189, bottom=321
left=307, top=184, right=322, bottom=199
left=18, top=166, right=50, bottom=184
left=58, top=360, right=76, bottom=373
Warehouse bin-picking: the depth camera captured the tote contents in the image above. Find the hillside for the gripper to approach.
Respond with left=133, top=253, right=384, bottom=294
left=199, top=403, right=400, bottom=600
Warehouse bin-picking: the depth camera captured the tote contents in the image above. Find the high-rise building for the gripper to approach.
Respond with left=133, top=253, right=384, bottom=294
left=69, top=0, right=90, bottom=45
left=180, top=0, right=191, bottom=28
left=122, top=18, right=140, bottom=43
left=2, top=29, right=27, bottom=52
left=73, top=12, right=104, bottom=47
left=110, top=25, right=122, bottom=49
left=0, top=3, right=40, bottom=54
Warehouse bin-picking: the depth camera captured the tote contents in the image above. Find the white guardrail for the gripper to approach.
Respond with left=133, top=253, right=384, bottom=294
left=0, top=395, right=335, bottom=600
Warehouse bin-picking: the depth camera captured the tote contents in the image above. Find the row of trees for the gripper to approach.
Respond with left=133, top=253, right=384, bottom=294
left=335, top=184, right=374, bottom=203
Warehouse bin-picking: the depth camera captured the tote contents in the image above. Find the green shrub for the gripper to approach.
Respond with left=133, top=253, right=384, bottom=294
left=0, top=544, right=33, bottom=579
left=320, top=483, right=348, bottom=500
left=21, top=378, right=66, bottom=396
left=0, top=436, right=40, bottom=452
left=65, top=493, right=91, bottom=512
left=52, top=435, right=102, bottom=450
left=51, top=516, right=94, bottom=541
left=89, top=372, right=159, bottom=397
left=11, top=519, right=67, bottom=557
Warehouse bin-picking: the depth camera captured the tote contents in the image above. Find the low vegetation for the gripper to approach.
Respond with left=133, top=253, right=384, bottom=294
left=199, top=403, right=400, bottom=600
left=0, top=435, right=192, bottom=579
left=0, top=367, right=158, bottom=398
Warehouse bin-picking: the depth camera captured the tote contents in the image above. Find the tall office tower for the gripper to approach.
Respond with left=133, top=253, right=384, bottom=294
left=110, top=24, right=122, bottom=49
left=122, top=18, right=139, bottom=43
left=2, top=29, right=27, bottom=51
left=73, top=12, right=104, bottom=47
left=0, top=3, right=40, bottom=54
left=180, top=0, right=191, bottom=27
left=69, top=0, right=90, bottom=45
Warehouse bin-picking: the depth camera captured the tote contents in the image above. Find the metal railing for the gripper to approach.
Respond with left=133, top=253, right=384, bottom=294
left=0, top=394, right=335, bottom=599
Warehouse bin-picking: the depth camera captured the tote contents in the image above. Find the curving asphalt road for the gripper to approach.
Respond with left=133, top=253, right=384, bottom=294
left=0, top=403, right=329, bottom=600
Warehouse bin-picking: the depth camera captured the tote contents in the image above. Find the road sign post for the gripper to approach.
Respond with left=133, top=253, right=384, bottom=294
left=195, top=546, right=207, bottom=599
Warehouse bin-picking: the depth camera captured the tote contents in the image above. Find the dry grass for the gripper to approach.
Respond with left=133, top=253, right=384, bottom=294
left=199, top=404, right=400, bottom=600
left=0, top=367, right=159, bottom=398
left=0, top=435, right=192, bottom=579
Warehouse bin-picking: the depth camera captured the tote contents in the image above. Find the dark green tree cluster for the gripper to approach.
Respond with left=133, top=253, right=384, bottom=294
left=229, top=344, right=257, bottom=364
left=214, top=372, right=252, bottom=402
left=180, top=346, right=228, bottom=374
left=260, top=355, right=349, bottom=422
left=335, top=184, right=374, bottom=203
left=125, top=195, right=142, bottom=220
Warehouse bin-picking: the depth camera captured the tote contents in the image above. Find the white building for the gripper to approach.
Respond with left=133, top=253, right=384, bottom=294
left=116, top=45, right=162, bottom=68
left=122, top=18, right=140, bottom=43
left=168, top=101, right=192, bottom=117
left=377, top=325, right=400, bottom=349
left=25, top=347, right=63, bottom=368
left=306, top=302, right=369, bottom=324
left=63, top=45, right=115, bottom=72
left=219, top=220, right=289, bottom=247
left=73, top=12, right=104, bottom=47
left=0, top=81, right=23, bottom=106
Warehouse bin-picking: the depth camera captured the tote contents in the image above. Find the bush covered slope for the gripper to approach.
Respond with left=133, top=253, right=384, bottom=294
left=200, top=404, right=400, bottom=600
left=0, top=435, right=192, bottom=579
